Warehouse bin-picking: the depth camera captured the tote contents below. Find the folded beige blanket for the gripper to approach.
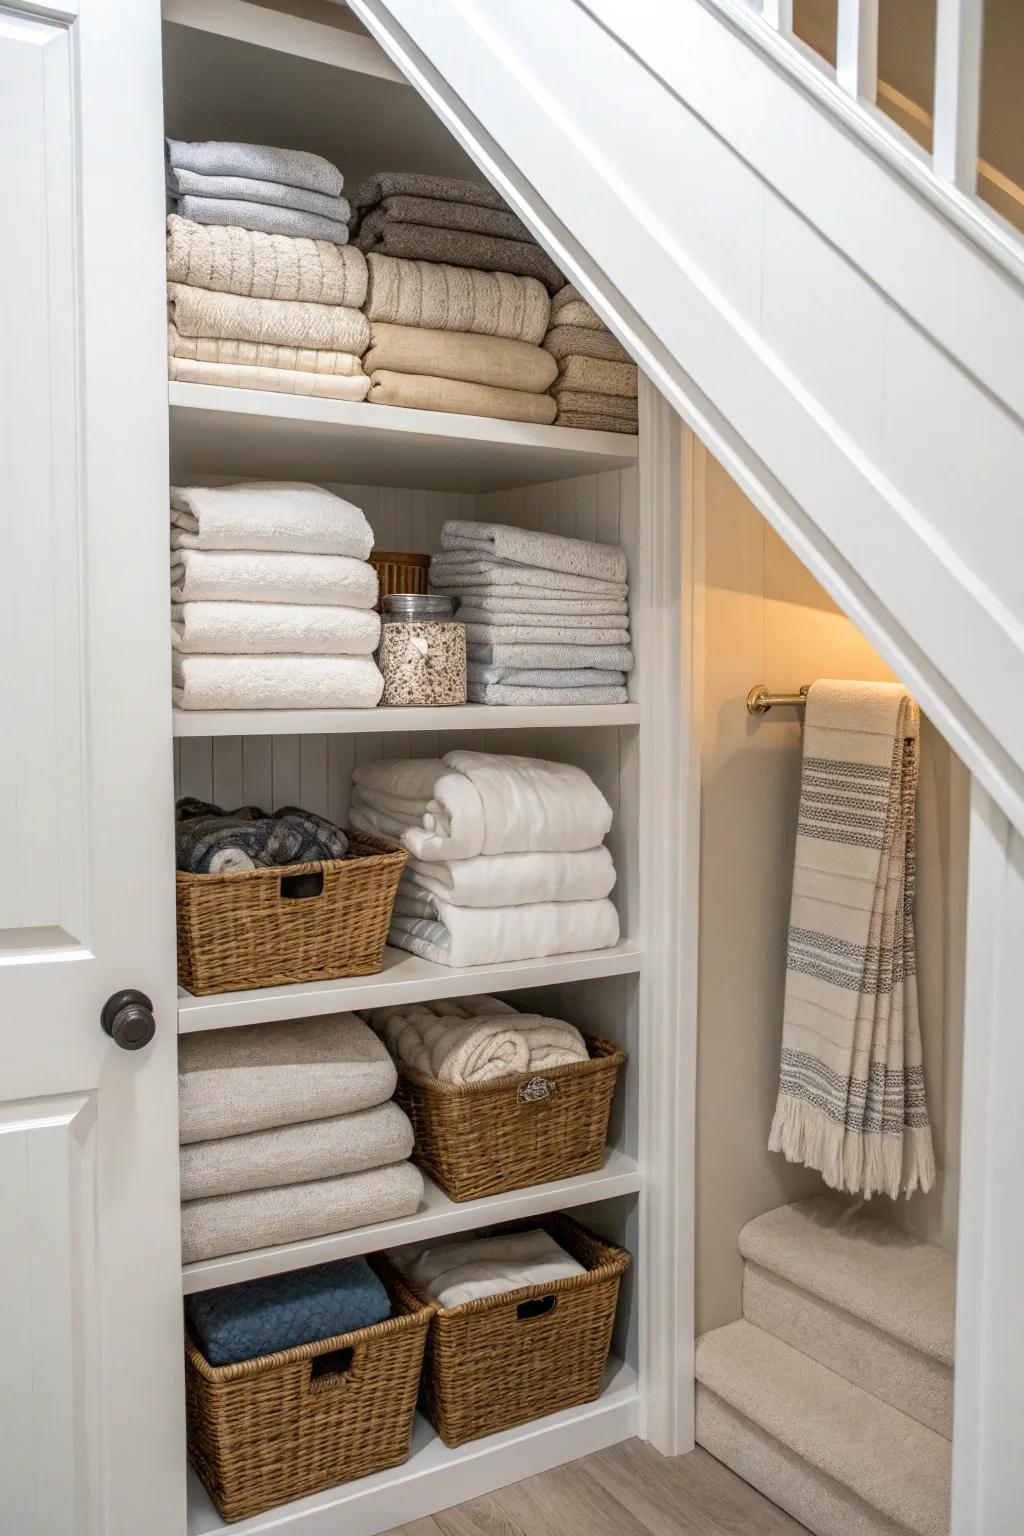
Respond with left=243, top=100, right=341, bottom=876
left=368, top=370, right=557, bottom=425
left=555, top=409, right=638, bottom=435
left=553, top=386, right=638, bottom=422
left=167, top=282, right=369, bottom=354
left=359, top=195, right=531, bottom=243
left=364, top=323, right=556, bottom=394
left=365, top=253, right=550, bottom=344
left=550, top=283, right=604, bottom=330
left=167, top=324, right=364, bottom=376
left=558, top=354, right=637, bottom=397
left=353, top=171, right=510, bottom=214
left=166, top=215, right=367, bottom=306
left=543, top=324, right=632, bottom=365
left=169, top=354, right=371, bottom=401
left=358, top=221, right=563, bottom=293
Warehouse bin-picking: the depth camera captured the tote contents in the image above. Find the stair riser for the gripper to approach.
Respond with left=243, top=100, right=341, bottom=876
left=744, top=1263, right=953, bottom=1439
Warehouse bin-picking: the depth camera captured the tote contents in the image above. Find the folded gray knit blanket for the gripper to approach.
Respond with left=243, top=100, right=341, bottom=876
left=357, top=222, right=564, bottom=294
left=166, top=139, right=343, bottom=197
left=175, top=797, right=348, bottom=873
left=542, top=323, right=632, bottom=365
left=167, top=167, right=351, bottom=224
left=352, top=170, right=509, bottom=214
left=358, top=194, right=530, bottom=243
left=174, top=195, right=351, bottom=244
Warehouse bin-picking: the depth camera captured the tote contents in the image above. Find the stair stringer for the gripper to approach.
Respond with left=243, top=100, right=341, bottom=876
left=348, top=0, right=1024, bottom=837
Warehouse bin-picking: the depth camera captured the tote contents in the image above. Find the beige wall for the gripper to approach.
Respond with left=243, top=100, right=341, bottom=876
left=693, top=442, right=967, bottom=1336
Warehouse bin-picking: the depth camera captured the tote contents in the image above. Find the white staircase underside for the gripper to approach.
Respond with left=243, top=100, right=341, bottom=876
left=349, top=0, right=1024, bottom=835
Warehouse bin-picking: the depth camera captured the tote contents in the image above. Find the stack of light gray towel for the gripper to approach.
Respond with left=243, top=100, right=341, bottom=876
left=178, top=1012, right=424, bottom=1264
left=166, top=138, right=352, bottom=243
left=428, top=520, right=633, bottom=705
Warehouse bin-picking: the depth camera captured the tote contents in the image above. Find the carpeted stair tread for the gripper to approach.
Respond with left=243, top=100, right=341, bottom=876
left=695, top=1321, right=951, bottom=1536
left=739, top=1197, right=955, bottom=1366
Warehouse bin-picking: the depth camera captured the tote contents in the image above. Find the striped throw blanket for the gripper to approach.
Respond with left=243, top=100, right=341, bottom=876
left=768, top=680, right=935, bottom=1199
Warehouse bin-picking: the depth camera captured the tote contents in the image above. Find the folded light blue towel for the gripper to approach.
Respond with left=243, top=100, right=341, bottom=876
left=166, top=139, right=344, bottom=197
left=186, top=1257, right=391, bottom=1366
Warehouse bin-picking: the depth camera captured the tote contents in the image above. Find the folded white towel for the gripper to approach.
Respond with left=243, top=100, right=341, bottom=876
left=171, top=602, right=380, bottom=656
left=171, top=481, right=374, bottom=558
left=457, top=609, right=628, bottom=629
left=351, top=750, right=613, bottom=862
left=403, top=846, right=615, bottom=907
left=179, top=1101, right=415, bottom=1200
left=172, top=653, right=384, bottom=711
left=368, top=998, right=587, bottom=1083
left=468, top=642, right=634, bottom=672
left=454, top=594, right=628, bottom=618
left=440, top=520, right=627, bottom=584
left=388, top=890, right=620, bottom=967
left=429, top=554, right=626, bottom=599
left=169, top=548, right=378, bottom=608
left=168, top=352, right=370, bottom=400
left=461, top=622, right=630, bottom=646
left=394, top=1229, right=585, bottom=1310
left=468, top=682, right=629, bottom=705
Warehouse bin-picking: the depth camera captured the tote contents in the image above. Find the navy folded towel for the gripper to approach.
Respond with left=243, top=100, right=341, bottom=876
left=186, top=1256, right=392, bottom=1366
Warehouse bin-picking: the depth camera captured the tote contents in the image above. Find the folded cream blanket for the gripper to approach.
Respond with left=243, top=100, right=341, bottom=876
left=172, top=654, right=384, bottom=711
left=557, top=355, right=638, bottom=397
left=428, top=556, right=627, bottom=600
left=171, top=602, right=380, bottom=656
left=356, top=220, right=563, bottom=293
left=169, top=548, right=378, bottom=607
left=167, top=282, right=370, bottom=354
left=171, top=481, right=373, bottom=558
left=403, top=845, right=615, bottom=907
left=179, top=1102, right=415, bottom=1201
left=468, top=642, right=634, bottom=672
left=167, top=139, right=344, bottom=197
left=365, top=253, right=549, bottom=344
left=351, top=750, right=613, bottom=861
left=549, top=283, right=604, bottom=330
left=181, top=1162, right=425, bottom=1264
left=175, top=195, right=352, bottom=244
left=167, top=167, right=351, bottom=224
left=166, top=216, right=367, bottom=305
left=542, top=323, right=632, bottom=365
left=168, top=354, right=370, bottom=401
left=359, top=194, right=531, bottom=243
left=468, top=682, right=629, bottom=705
left=467, top=663, right=627, bottom=687
left=179, top=1012, right=396, bottom=1143
left=552, top=387, right=638, bottom=423
left=461, top=621, right=631, bottom=646
left=440, top=521, right=627, bottom=584
left=555, top=409, right=638, bottom=435
left=368, top=371, right=556, bottom=426
left=394, top=1229, right=585, bottom=1310
left=369, top=998, right=587, bottom=1084
left=389, top=890, right=620, bottom=967
left=364, top=323, right=556, bottom=393
left=168, top=324, right=365, bottom=376
left=352, top=171, right=509, bottom=214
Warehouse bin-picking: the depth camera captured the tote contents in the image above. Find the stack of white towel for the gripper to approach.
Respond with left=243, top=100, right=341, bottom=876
left=391, top=1228, right=586, bottom=1309
left=178, top=1011, right=424, bottom=1264
left=366, top=994, right=589, bottom=1085
left=428, top=521, right=632, bottom=706
left=349, top=750, right=620, bottom=966
left=171, top=480, right=385, bottom=710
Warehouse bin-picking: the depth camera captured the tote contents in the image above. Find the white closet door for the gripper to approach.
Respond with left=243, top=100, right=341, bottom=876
left=0, top=4, right=183, bottom=1534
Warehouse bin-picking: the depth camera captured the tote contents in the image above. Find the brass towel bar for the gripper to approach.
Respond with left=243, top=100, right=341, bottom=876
left=746, top=684, right=810, bottom=715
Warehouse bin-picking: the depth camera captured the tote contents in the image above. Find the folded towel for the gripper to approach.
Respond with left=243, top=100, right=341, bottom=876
left=352, top=171, right=509, bottom=215
left=167, top=353, right=370, bottom=400
left=179, top=1101, right=415, bottom=1200
left=557, top=354, right=638, bottom=397
left=456, top=594, right=628, bottom=618
left=367, top=371, right=556, bottom=425
left=404, top=845, right=615, bottom=907
left=179, top=1012, right=396, bottom=1143
left=171, top=602, right=380, bottom=657
left=428, top=556, right=627, bottom=600
left=169, top=548, right=378, bottom=607
left=175, top=797, right=348, bottom=872
left=356, top=219, right=563, bottom=292
left=167, top=139, right=344, bottom=197
left=168, top=324, right=365, bottom=377
left=467, top=663, right=627, bottom=688
left=172, top=654, right=385, bottom=711
left=439, top=521, right=627, bottom=585
left=365, top=253, right=550, bottom=344
left=468, top=682, right=629, bottom=705
left=550, top=283, right=604, bottom=330
left=171, top=481, right=373, bottom=559
left=468, top=642, right=635, bottom=672
left=185, top=1256, right=392, bottom=1365
left=552, top=387, right=638, bottom=422
left=554, top=409, right=638, bottom=435
left=351, top=750, right=613, bottom=860
left=174, top=195, right=352, bottom=244
left=167, top=283, right=370, bottom=354
left=167, top=168, right=351, bottom=224
left=181, top=1162, right=425, bottom=1263
left=364, top=323, right=557, bottom=393
left=461, top=622, right=630, bottom=646
left=358, top=194, right=531, bottom=243
left=457, top=609, right=628, bottom=632
left=370, top=1000, right=587, bottom=1084
left=542, top=324, right=632, bottom=365
left=394, top=1229, right=585, bottom=1310
left=388, top=891, right=620, bottom=967
left=166, top=215, right=367, bottom=305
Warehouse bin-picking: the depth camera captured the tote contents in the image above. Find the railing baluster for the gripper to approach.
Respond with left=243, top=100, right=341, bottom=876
left=933, top=0, right=984, bottom=193
left=836, top=0, right=879, bottom=102
left=761, top=0, right=794, bottom=34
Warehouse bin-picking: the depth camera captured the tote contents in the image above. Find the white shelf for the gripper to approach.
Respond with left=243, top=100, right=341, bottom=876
left=187, top=1357, right=639, bottom=1535
left=173, top=700, right=640, bottom=737
left=182, top=1149, right=641, bottom=1293
left=163, top=0, right=405, bottom=83
left=177, top=940, right=643, bottom=1032
left=168, top=382, right=638, bottom=493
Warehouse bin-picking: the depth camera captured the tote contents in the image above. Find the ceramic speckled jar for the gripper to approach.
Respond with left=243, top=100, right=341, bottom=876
left=378, top=594, right=467, bottom=707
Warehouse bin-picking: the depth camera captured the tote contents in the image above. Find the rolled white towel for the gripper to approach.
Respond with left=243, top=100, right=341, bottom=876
left=393, top=1228, right=586, bottom=1310
left=170, top=481, right=374, bottom=559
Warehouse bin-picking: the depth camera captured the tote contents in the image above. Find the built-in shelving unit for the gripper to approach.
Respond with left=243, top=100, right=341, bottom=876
left=173, top=701, right=640, bottom=737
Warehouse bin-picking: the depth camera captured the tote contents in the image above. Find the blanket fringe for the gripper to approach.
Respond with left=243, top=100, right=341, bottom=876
left=769, top=1096, right=934, bottom=1200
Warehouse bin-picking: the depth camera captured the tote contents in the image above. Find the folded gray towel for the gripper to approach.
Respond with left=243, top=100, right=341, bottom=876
left=167, top=167, right=351, bottom=224
left=439, top=519, right=627, bottom=584
left=554, top=409, right=638, bottom=435
left=166, top=139, right=343, bottom=197
left=358, top=195, right=531, bottom=243
left=542, top=324, right=632, bottom=364
left=355, top=220, right=563, bottom=293
left=462, top=622, right=630, bottom=646
left=467, top=663, right=627, bottom=687
left=468, top=682, right=629, bottom=705
left=174, top=195, right=351, bottom=244
left=469, top=641, right=635, bottom=671
left=352, top=170, right=508, bottom=214
left=179, top=1013, right=396, bottom=1143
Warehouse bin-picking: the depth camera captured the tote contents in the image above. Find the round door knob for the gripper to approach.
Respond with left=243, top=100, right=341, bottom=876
left=101, top=989, right=156, bottom=1051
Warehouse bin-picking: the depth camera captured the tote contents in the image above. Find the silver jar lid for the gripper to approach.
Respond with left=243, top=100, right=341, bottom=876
left=382, top=593, right=456, bottom=622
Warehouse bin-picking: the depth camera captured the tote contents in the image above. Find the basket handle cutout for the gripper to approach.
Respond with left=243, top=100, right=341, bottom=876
left=280, top=870, right=324, bottom=901
left=516, top=1295, right=557, bottom=1322
left=309, top=1345, right=354, bottom=1388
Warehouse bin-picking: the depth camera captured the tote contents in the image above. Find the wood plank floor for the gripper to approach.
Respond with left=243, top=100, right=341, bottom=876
left=384, top=1439, right=808, bottom=1535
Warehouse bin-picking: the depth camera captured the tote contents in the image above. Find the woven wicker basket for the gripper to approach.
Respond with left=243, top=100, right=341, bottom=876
left=369, top=550, right=430, bottom=606
left=395, top=1037, right=626, bottom=1202
left=176, top=830, right=407, bottom=995
left=185, top=1259, right=434, bottom=1522
left=412, top=1214, right=630, bottom=1448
